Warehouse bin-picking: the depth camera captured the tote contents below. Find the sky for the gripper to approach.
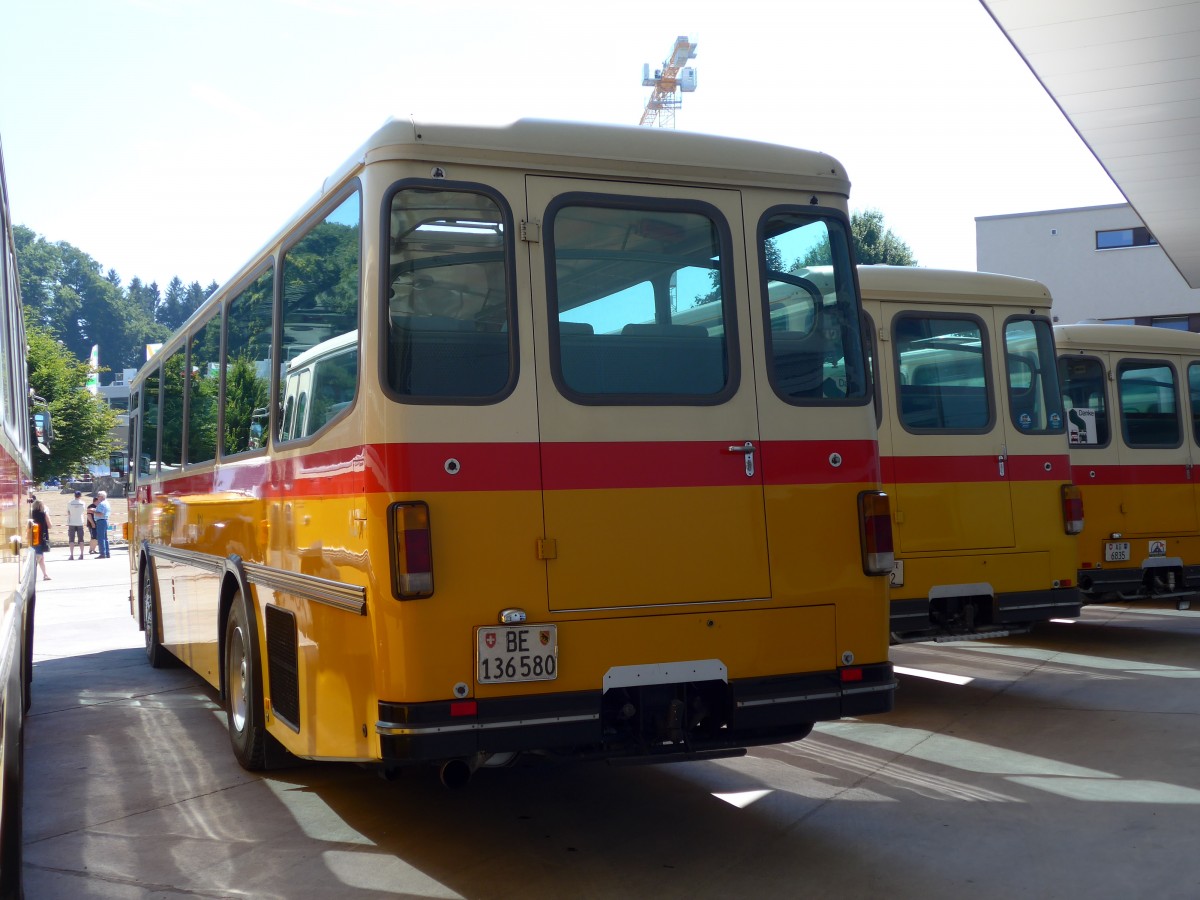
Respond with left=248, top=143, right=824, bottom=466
left=0, top=0, right=1125, bottom=294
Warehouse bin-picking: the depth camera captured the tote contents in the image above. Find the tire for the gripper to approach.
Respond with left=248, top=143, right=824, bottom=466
left=21, top=594, right=34, bottom=715
left=142, top=562, right=173, bottom=669
left=224, top=591, right=267, bottom=770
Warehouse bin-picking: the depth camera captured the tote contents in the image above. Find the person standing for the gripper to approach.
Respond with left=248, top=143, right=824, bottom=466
left=94, top=490, right=111, bottom=559
left=86, top=496, right=98, bottom=554
left=67, top=489, right=87, bottom=560
left=31, top=499, right=52, bottom=580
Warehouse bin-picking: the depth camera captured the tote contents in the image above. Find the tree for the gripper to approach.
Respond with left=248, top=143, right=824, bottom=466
left=800, top=209, right=918, bottom=269
left=15, top=226, right=169, bottom=371
left=850, top=208, right=918, bottom=266
left=26, top=325, right=119, bottom=481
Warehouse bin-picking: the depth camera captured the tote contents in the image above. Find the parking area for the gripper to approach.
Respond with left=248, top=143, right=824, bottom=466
left=21, top=557, right=1200, bottom=899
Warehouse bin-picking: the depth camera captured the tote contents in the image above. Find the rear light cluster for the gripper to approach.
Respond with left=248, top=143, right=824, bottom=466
left=858, top=491, right=895, bottom=576
left=389, top=501, right=434, bottom=599
left=1061, top=484, right=1084, bottom=535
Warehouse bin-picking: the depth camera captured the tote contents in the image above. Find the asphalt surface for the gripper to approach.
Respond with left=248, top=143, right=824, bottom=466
left=20, top=549, right=1200, bottom=899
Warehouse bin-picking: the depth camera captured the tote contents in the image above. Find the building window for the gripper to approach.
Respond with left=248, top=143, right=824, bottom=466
left=1147, top=316, right=1189, bottom=331
left=1095, top=227, right=1156, bottom=250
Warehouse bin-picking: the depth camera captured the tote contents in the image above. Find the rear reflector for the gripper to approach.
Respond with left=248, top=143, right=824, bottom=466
left=840, top=667, right=864, bottom=683
left=449, top=700, right=478, bottom=717
left=858, top=490, right=895, bottom=575
left=1061, top=484, right=1084, bottom=535
left=389, top=501, right=434, bottom=599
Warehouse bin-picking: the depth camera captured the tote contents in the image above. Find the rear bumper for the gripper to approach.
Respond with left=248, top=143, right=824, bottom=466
left=377, top=663, right=895, bottom=764
left=891, top=587, right=1082, bottom=641
left=1078, top=564, right=1200, bottom=600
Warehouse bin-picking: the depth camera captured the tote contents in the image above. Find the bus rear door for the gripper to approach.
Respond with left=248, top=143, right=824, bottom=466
left=879, top=305, right=1016, bottom=553
left=525, top=178, right=770, bottom=611
left=1112, top=351, right=1197, bottom=536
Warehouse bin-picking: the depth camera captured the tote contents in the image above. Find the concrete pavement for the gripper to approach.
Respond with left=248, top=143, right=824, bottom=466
left=20, top=548, right=1200, bottom=899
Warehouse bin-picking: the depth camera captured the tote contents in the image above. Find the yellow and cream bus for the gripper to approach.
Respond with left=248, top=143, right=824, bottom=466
left=0, top=133, right=35, bottom=898
left=126, top=118, right=896, bottom=784
left=858, top=266, right=1082, bottom=641
left=1056, top=323, right=1200, bottom=608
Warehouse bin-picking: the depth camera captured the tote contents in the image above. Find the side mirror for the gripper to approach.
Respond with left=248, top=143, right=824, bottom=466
left=32, top=409, right=53, bottom=455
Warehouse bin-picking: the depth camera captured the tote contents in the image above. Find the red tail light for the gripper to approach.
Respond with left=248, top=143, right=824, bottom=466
left=858, top=490, right=894, bottom=575
left=1061, top=484, right=1084, bottom=535
left=389, top=501, right=434, bottom=598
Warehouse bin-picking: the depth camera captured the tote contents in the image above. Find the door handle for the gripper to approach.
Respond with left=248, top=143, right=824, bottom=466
left=727, top=442, right=756, bottom=478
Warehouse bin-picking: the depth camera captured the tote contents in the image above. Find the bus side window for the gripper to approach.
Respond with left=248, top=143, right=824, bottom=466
left=279, top=190, right=360, bottom=442
left=187, top=314, right=220, bottom=465
left=223, top=267, right=274, bottom=456
left=1118, top=361, right=1180, bottom=447
left=1188, top=361, right=1200, bottom=446
left=1057, top=356, right=1110, bottom=446
left=141, top=366, right=161, bottom=478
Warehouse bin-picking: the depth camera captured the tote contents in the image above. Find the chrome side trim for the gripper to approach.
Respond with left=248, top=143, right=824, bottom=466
left=376, top=712, right=598, bottom=736
left=148, top=544, right=225, bottom=574
left=244, top=562, right=367, bottom=616
left=145, top=544, right=367, bottom=615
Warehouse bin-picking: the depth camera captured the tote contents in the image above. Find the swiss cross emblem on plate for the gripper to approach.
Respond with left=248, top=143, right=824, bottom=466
left=484, top=632, right=496, bottom=649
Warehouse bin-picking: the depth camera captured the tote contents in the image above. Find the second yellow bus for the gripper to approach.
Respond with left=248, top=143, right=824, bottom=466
left=859, top=266, right=1082, bottom=641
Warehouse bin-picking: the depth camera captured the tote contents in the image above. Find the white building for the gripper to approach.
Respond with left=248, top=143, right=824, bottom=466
left=976, top=203, right=1200, bottom=329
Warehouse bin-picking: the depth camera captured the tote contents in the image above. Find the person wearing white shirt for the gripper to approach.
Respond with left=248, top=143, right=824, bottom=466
left=66, top=490, right=87, bottom=560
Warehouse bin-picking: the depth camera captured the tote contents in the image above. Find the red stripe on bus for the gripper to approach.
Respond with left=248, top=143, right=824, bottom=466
left=542, top=440, right=879, bottom=489
left=1071, top=463, right=1192, bottom=486
left=882, top=454, right=1071, bottom=484
left=759, top=440, right=881, bottom=485
left=140, top=439, right=883, bottom=497
left=366, top=442, right=539, bottom=493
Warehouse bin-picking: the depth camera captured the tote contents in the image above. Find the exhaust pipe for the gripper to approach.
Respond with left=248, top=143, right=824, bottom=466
left=439, top=756, right=478, bottom=789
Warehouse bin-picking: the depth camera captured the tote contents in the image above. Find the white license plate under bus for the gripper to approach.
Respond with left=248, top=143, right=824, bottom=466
left=1104, top=541, right=1131, bottom=562
left=477, top=625, right=558, bottom=684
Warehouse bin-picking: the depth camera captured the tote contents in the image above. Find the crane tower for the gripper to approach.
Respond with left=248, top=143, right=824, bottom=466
left=639, top=36, right=698, bottom=128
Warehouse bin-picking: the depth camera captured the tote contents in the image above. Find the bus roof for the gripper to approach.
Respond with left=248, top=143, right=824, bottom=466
left=286, top=329, right=358, bottom=371
left=857, top=266, right=1052, bottom=308
left=137, top=117, right=857, bottom=384
left=1054, top=322, right=1200, bottom=355
left=331, top=117, right=852, bottom=197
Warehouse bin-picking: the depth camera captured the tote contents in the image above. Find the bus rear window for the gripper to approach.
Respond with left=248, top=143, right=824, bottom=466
left=1119, top=360, right=1180, bottom=447
left=894, top=315, right=992, bottom=432
left=1004, top=318, right=1064, bottom=435
left=546, top=198, right=734, bottom=403
left=759, top=212, right=867, bottom=403
left=386, top=187, right=512, bottom=401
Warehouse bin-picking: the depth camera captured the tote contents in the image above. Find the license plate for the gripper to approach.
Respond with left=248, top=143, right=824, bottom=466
left=477, top=625, right=558, bottom=684
left=889, top=559, right=905, bottom=587
left=1104, top=541, right=1131, bottom=562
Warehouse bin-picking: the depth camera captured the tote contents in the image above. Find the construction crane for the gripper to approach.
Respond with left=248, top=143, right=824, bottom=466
left=639, top=36, right=698, bottom=128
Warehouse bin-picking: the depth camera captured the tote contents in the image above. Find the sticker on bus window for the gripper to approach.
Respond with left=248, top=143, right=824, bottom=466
left=1067, top=406, right=1099, bottom=445
left=1018, top=412, right=1032, bottom=429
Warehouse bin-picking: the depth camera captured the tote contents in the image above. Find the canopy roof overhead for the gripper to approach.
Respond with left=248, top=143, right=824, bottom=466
left=980, top=1, right=1200, bottom=288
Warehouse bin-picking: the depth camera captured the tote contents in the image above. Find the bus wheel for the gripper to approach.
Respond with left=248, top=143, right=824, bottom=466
left=22, top=592, right=35, bottom=714
left=225, top=592, right=267, bottom=771
left=142, top=564, right=173, bottom=669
